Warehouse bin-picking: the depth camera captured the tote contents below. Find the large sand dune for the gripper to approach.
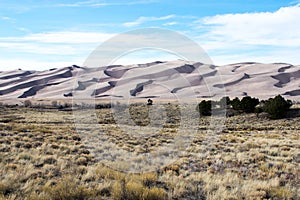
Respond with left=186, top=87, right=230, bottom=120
left=0, top=60, right=299, bottom=102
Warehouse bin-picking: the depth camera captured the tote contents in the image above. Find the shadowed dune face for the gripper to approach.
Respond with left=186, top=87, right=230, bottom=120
left=271, top=69, right=300, bottom=88
left=284, top=89, right=300, bottom=96
left=0, top=61, right=300, bottom=101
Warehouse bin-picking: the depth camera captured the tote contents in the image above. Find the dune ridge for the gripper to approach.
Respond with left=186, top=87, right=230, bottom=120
left=0, top=61, right=300, bottom=103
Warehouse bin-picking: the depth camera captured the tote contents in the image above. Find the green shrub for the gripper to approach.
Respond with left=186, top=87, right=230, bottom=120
left=263, top=95, right=292, bottom=119
left=197, top=100, right=212, bottom=116
left=231, top=97, right=241, bottom=110
left=240, top=96, right=259, bottom=113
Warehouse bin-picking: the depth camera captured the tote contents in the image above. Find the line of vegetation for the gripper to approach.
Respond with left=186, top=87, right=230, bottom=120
left=197, top=95, right=293, bottom=119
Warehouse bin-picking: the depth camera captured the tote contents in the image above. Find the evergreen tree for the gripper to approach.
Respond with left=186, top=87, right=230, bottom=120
left=240, top=96, right=259, bottom=113
left=231, top=97, right=241, bottom=110
left=197, top=100, right=212, bottom=116
left=263, top=95, right=292, bottom=119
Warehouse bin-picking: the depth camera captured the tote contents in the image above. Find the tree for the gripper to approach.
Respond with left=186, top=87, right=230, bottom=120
left=219, top=96, right=231, bottom=109
left=240, top=96, right=259, bottom=113
left=263, top=95, right=292, bottom=119
left=231, top=97, right=241, bottom=110
left=147, top=99, right=153, bottom=106
left=197, top=100, right=212, bottom=116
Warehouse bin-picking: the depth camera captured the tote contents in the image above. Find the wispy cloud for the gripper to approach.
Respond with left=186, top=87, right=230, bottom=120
left=0, top=31, right=114, bottom=44
left=0, top=31, right=117, bottom=70
left=0, top=16, right=15, bottom=22
left=0, top=31, right=115, bottom=55
left=56, top=0, right=156, bottom=8
left=163, top=22, right=178, bottom=26
left=123, top=15, right=175, bottom=27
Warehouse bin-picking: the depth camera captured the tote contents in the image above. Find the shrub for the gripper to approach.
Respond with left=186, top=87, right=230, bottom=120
left=51, top=100, right=58, bottom=108
left=0, top=182, right=14, bottom=196
left=143, top=187, right=166, bottom=200
left=197, top=100, right=212, bottom=116
left=24, top=100, right=32, bottom=107
left=263, top=95, right=292, bottom=119
left=111, top=179, right=166, bottom=200
left=231, top=97, right=241, bottom=110
left=43, top=176, right=95, bottom=200
left=96, top=103, right=112, bottom=109
left=147, top=99, right=153, bottom=106
left=219, top=96, right=231, bottom=109
left=76, top=157, right=88, bottom=166
left=240, top=96, right=259, bottom=113
left=254, top=107, right=263, bottom=117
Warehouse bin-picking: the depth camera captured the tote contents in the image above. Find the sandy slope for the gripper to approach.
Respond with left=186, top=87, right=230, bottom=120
left=0, top=61, right=299, bottom=103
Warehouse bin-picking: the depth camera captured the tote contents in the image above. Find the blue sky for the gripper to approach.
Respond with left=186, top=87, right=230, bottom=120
left=0, top=0, right=300, bottom=70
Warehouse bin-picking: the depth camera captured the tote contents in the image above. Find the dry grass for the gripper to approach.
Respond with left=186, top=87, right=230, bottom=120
left=0, top=103, right=299, bottom=199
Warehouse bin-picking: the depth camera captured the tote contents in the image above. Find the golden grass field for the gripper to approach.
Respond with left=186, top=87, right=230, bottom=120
left=0, top=102, right=299, bottom=199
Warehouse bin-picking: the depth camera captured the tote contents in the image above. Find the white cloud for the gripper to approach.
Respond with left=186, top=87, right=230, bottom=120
left=0, top=31, right=115, bottom=55
left=0, top=31, right=114, bottom=44
left=123, top=15, right=175, bottom=27
left=163, top=22, right=178, bottom=26
left=0, top=59, right=84, bottom=71
left=193, top=4, right=300, bottom=64
left=0, top=16, right=15, bottom=22
left=16, top=27, right=30, bottom=33
left=197, top=4, right=300, bottom=47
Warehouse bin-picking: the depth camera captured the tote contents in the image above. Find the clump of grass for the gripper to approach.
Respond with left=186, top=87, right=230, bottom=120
left=111, top=178, right=166, bottom=200
left=76, top=156, right=88, bottom=166
left=0, top=182, right=14, bottom=196
left=268, top=186, right=297, bottom=199
left=42, top=176, right=96, bottom=200
left=143, top=187, right=166, bottom=200
left=18, top=153, right=32, bottom=161
left=42, top=156, right=57, bottom=165
left=95, top=165, right=126, bottom=180
left=141, top=172, right=158, bottom=187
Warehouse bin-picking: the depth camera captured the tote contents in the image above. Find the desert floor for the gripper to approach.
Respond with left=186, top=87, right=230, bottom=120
left=0, top=103, right=299, bottom=199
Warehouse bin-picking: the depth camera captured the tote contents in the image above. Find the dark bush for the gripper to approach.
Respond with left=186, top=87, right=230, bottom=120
left=96, top=103, right=112, bottom=109
left=263, top=95, right=292, bottom=119
left=147, top=99, right=153, bottom=105
left=197, top=100, right=212, bottom=116
left=240, top=96, right=259, bottom=113
left=231, top=97, right=241, bottom=110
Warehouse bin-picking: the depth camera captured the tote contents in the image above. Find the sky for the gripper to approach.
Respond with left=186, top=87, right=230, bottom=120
left=0, top=0, right=300, bottom=70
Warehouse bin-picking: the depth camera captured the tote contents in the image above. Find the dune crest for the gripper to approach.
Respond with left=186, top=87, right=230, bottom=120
left=0, top=61, right=299, bottom=101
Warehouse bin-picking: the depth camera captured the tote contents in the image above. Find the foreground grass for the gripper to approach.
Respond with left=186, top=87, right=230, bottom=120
left=0, top=104, right=299, bottom=199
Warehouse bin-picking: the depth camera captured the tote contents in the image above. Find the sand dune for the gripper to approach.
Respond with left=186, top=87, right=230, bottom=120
left=0, top=61, right=300, bottom=103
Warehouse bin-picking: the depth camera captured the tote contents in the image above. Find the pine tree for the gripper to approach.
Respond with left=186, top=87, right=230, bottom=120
left=263, top=95, right=292, bottom=119
left=240, top=96, right=259, bottom=113
left=197, top=100, right=212, bottom=116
